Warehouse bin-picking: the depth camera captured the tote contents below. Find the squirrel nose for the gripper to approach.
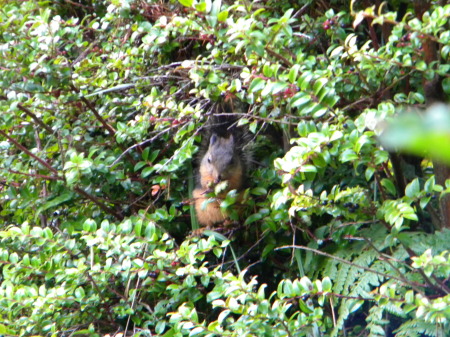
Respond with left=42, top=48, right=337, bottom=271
left=215, top=174, right=222, bottom=183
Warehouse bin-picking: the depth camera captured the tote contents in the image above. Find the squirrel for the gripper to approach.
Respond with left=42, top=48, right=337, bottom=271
left=192, top=110, right=250, bottom=228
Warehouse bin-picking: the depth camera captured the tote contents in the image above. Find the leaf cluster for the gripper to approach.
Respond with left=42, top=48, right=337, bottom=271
left=1, top=0, right=450, bottom=336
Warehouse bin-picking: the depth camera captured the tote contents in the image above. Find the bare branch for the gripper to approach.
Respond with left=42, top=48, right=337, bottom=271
left=79, top=96, right=117, bottom=137
left=109, top=123, right=181, bottom=168
left=0, top=129, right=59, bottom=175
left=0, top=95, right=53, bottom=134
left=276, top=244, right=427, bottom=290
left=8, top=169, right=63, bottom=181
left=74, top=187, right=124, bottom=220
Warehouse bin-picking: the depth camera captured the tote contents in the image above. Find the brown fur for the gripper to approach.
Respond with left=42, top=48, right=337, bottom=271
left=193, top=133, right=244, bottom=227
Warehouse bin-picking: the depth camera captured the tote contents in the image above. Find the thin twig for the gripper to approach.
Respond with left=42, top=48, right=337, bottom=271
left=63, top=0, right=94, bottom=9
left=7, top=169, right=63, bottom=181
left=362, top=237, right=425, bottom=295
left=266, top=47, right=293, bottom=68
left=213, top=112, right=312, bottom=124
left=74, top=187, right=123, bottom=220
left=79, top=96, right=116, bottom=136
left=72, top=41, right=98, bottom=66
left=0, top=129, right=59, bottom=174
left=109, top=123, right=181, bottom=168
left=213, top=230, right=269, bottom=269
left=292, top=3, right=310, bottom=19
left=276, top=244, right=427, bottom=288
left=86, top=272, right=115, bottom=324
left=146, top=61, right=244, bottom=74
left=0, top=95, right=54, bottom=134
left=401, top=244, right=450, bottom=295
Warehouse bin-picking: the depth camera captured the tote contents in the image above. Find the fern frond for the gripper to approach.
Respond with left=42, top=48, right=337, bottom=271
left=366, top=304, right=387, bottom=337
left=394, top=319, right=449, bottom=337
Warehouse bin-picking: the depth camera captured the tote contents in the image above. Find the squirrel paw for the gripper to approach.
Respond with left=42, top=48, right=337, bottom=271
left=189, top=228, right=208, bottom=237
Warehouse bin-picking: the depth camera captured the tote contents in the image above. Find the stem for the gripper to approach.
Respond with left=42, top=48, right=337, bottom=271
left=266, top=48, right=293, bottom=68
left=79, top=96, right=117, bottom=137
left=276, top=244, right=427, bottom=289
left=0, top=95, right=54, bottom=134
left=8, top=169, right=63, bottom=181
left=401, top=244, right=450, bottom=295
left=363, top=238, right=425, bottom=296
left=0, top=129, right=59, bottom=175
left=74, top=187, right=124, bottom=220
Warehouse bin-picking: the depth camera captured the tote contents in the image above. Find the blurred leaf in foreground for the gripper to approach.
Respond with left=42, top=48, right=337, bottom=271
left=381, top=104, right=450, bottom=164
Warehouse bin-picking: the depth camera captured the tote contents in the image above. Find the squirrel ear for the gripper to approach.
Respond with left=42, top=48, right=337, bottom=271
left=210, top=134, right=218, bottom=146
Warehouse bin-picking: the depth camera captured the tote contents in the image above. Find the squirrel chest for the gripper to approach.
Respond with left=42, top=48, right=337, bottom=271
left=193, top=134, right=244, bottom=227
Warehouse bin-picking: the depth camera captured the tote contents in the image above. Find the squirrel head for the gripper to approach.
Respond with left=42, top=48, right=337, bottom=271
left=199, top=133, right=243, bottom=189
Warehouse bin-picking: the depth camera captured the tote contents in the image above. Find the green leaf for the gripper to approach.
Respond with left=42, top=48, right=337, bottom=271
left=299, top=165, right=318, bottom=173
left=249, top=78, right=266, bottom=93
left=420, top=196, right=431, bottom=209
left=217, top=10, right=228, bottom=22
left=75, top=287, right=86, bottom=299
left=443, top=77, right=450, bottom=94
left=134, top=161, right=147, bottom=172
left=381, top=178, right=397, bottom=196
left=340, top=149, right=358, bottom=162
left=405, top=178, right=420, bottom=198
left=142, top=147, right=150, bottom=161
left=313, top=107, right=328, bottom=118
left=322, top=277, right=332, bottom=292
left=244, top=213, right=263, bottom=225
left=365, top=167, right=375, bottom=181
left=178, top=0, right=194, bottom=7
left=415, top=61, right=427, bottom=71
left=251, top=187, right=267, bottom=195
left=288, top=65, right=300, bottom=83
left=0, top=324, right=7, bottom=334
left=354, top=134, right=371, bottom=154
left=291, top=93, right=311, bottom=108
left=271, top=82, right=288, bottom=95
left=313, top=78, right=327, bottom=96
left=381, top=104, right=450, bottom=164
left=83, top=219, right=97, bottom=232
left=263, top=64, right=273, bottom=78
left=142, top=166, right=155, bottom=178
left=189, top=327, right=205, bottom=336
left=348, top=299, right=364, bottom=313
left=149, top=150, right=160, bottom=163
left=424, top=176, right=435, bottom=192
left=261, top=81, right=274, bottom=97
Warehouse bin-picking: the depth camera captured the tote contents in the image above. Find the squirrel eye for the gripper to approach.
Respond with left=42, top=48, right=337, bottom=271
left=207, top=157, right=211, bottom=163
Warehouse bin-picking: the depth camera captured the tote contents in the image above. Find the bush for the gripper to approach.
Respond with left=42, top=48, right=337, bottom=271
left=1, top=0, right=450, bottom=336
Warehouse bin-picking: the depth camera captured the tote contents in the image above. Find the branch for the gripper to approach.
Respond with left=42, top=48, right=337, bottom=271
left=266, top=47, right=294, bottom=68
left=401, top=244, right=450, bottom=295
left=79, top=96, right=117, bottom=137
left=0, top=95, right=53, bottom=134
left=63, top=0, right=94, bottom=9
left=362, top=237, right=426, bottom=296
left=109, top=123, right=181, bottom=168
left=286, top=290, right=404, bottom=303
left=8, top=169, right=63, bottom=181
left=146, top=61, right=244, bottom=74
left=73, top=187, right=124, bottom=221
left=292, top=3, right=310, bottom=19
left=365, top=17, right=380, bottom=51
left=0, top=129, right=59, bottom=175
left=276, top=245, right=427, bottom=289
left=213, top=112, right=312, bottom=124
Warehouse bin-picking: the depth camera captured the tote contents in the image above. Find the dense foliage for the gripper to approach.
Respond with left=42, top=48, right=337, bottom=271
left=1, top=0, right=450, bottom=336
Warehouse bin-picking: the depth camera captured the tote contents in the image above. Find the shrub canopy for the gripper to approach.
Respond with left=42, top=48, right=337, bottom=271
left=1, top=0, right=450, bottom=336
